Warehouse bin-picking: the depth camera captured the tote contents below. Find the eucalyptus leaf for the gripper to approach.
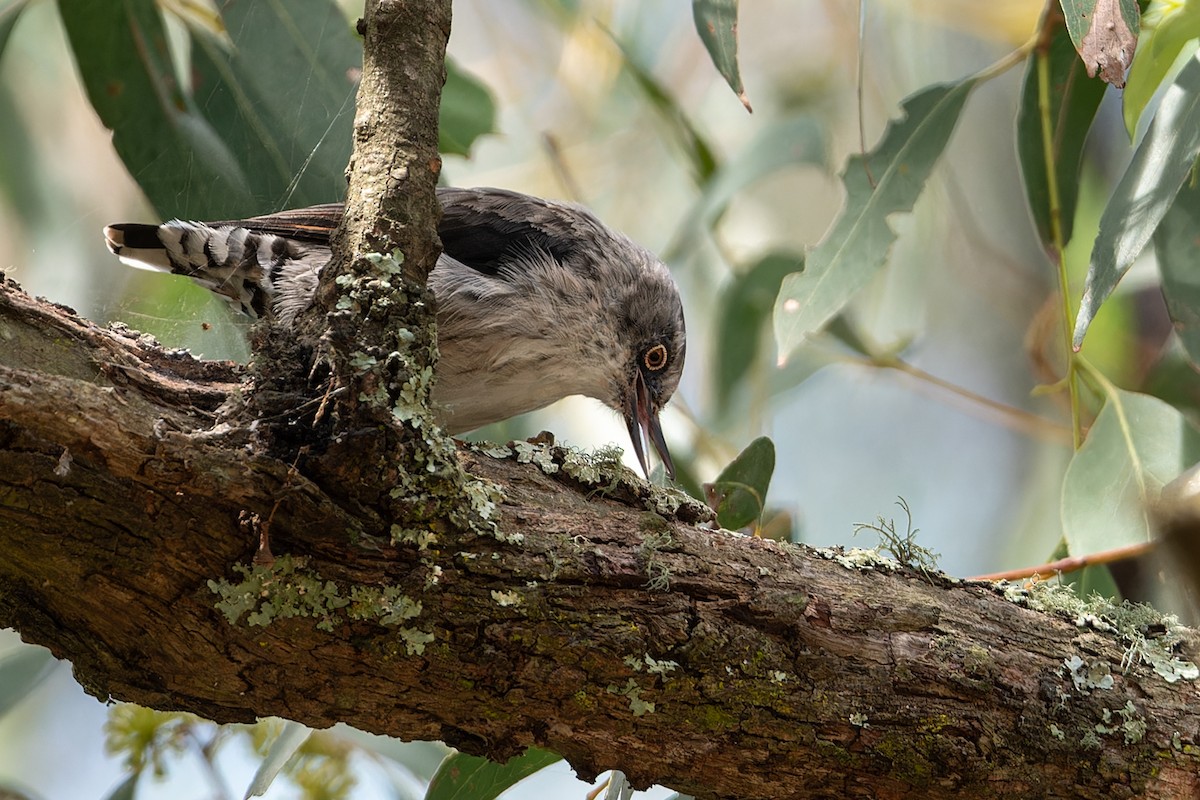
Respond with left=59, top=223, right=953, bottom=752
left=708, top=436, right=775, bottom=530
left=0, top=0, right=28, bottom=61
left=1059, top=0, right=1140, bottom=87
left=1016, top=10, right=1106, bottom=249
left=618, top=41, right=718, bottom=183
left=59, top=0, right=255, bottom=218
left=1073, top=52, right=1200, bottom=349
left=691, top=0, right=750, bottom=111
left=424, top=748, right=562, bottom=800
left=773, top=78, right=977, bottom=362
left=1123, top=1, right=1200, bottom=137
left=714, top=252, right=803, bottom=413
left=101, top=774, right=139, bottom=800
left=0, top=645, right=55, bottom=718
left=1062, top=388, right=1200, bottom=555
left=243, top=719, right=311, bottom=799
left=1155, top=172, right=1200, bottom=369
left=440, top=59, right=496, bottom=158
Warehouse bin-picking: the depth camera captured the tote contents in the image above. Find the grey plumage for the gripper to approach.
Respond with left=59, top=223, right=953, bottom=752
left=104, top=187, right=685, bottom=478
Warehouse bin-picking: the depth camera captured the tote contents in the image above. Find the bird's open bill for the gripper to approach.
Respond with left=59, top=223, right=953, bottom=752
left=625, top=371, right=676, bottom=481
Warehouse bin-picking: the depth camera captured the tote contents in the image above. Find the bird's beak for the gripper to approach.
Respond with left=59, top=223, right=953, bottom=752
left=625, top=371, right=676, bottom=481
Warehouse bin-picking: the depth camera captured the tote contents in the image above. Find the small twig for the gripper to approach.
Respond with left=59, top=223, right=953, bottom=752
left=970, top=541, right=1157, bottom=583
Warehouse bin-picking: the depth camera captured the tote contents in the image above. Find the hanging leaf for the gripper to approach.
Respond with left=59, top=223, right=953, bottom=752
left=440, top=60, right=497, bottom=158
left=242, top=720, right=311, bottom=799
left=691, top=0, right=750, bottom=111
left=0, top=0, right=28, bottom=61
left=714, top=252, right=803, bottom=413
left=1072, top=52, right=1200, bottom=350
left=619, top=42, right=718, bottom=184
left=1016, top=6, right=1107, bottom=249
left=668, top=113, right=826, bottom=260
left=706, top=436, right=775, bottom=530
left=0, top=645, right=55, bottom=718
left=59, top=0, right=256, bottom=218
left=772, top=78, right=977, bottom=362
left=1062, top=388, right=1200, bottom=554
left=424, top=748, right=562, bottom=800
left=1154, top=173, right=1200, bottom=369
left=1123, top=1, right=1200, bottom=138
left=1059, top=0, right=1140, bottom=87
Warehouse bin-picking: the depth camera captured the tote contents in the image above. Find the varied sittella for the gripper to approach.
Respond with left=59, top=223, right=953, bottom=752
left=103, top=187, right=685, bottom=479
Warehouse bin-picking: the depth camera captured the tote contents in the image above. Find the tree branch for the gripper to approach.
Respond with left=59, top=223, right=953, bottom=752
left=3, top=1, right=1199, bottom=798
left=1, top=277, right=1199, bottom=800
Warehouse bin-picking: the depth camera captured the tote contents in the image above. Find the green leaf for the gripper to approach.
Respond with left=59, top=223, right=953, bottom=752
left=188, top=0, right=360, bottom=214
left=709, top=436, right=775, bottom=530
left=668, top=113, right=826, bottom=259
left=1060, top=0, right=1140, bottom=86
left=619, top=43, right=718, bottom=184
left=1155, top=172, right=1200, bottom=369
left=58, top=0, right=255, bottom=218
left=424, top=748, right=562, bottom=800
left=0, top=0, right=28, bottom=60
left=0, top=645, right=55, bottom=717
left=1062, top=388, right=1200, bottom=554
left=691, top=0, right=750, bottom=111
left=1072, top=53, right=1200, bottom=349
left=243, top=719, right=311, bottom=799
left=714, top=252, right=803, bottom=412
left=1123, top=1, right=1200, bottom=137
left=440, top=59, right=496, bottom=157
left=1016, top=11, right=1107, bottom=249
left=101, top=774, right=140, bottom=800
left=772, top=78, right=977, bottom=362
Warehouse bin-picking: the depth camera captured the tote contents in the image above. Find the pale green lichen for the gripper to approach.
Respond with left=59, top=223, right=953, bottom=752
left=1094, top=701, right=1146, bottom=745
left=1048, top=723, right=1065, bottom=740
left=607, top=678, right=654, bottom=716
left=639, top=531, right=675, bottom=591
left=473, top=437, right=711, bottom=523
left=490, top=590, right=522, bottom=607
left=208, top=554, right=431, bottom=652
left=624, top=654, right=678, bottom=676
left=391, top=524, right=437, bottom=550
left=512, top=441, right=559, bottom=474
left=849, top=712, right=869, bottom=727
left=1000, top=582, right=1199, bottom=686
left=822, top=546, right=901, bottom=573
left=851, top=497, right=940, bottom=577
left=1063, top=656, right=1114, bottom=692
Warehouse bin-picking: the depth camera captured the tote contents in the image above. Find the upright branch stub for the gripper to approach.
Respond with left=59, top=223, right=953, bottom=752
left=250, top=0, right=467, bottom=525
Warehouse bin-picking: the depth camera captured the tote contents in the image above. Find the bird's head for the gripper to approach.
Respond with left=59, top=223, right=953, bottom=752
left=611, top=264, right=686, bottom=481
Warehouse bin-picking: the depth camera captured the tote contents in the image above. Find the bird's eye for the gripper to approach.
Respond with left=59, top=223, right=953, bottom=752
left=643, top=344, right=669, bottom=371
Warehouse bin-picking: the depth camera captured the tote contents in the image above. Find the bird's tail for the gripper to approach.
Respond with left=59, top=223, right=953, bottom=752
left=103, top=223, right=175, bottom=273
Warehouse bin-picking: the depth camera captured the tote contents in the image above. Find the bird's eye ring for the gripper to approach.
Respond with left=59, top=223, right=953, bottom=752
left=643, top=344, right=669, bottom=371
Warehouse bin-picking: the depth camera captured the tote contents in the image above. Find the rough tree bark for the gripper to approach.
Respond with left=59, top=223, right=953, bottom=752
left=2, top=1, right=1200, bottom=799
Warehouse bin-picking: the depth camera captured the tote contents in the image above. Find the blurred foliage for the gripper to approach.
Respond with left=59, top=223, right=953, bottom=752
left=7, top=0, right=1200, bottom=798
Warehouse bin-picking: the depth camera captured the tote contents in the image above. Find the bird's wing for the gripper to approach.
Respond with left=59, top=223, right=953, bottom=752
left=436, top=188, right=587, bottom=277
left=214, top=204, right=345, bottom=244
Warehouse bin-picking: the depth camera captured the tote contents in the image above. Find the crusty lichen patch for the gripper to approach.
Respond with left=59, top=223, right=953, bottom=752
left=470, top=437, right=712, bottom=525
left=1001, top=581, right=1199, bottom=685
left=208, top=553, right=433, bottom=653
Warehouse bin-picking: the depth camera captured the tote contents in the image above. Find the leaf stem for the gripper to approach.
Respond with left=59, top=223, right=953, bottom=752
left=863, top=353, right=1072, bottom=443
left=1036, top=45, right=1084, bottom=450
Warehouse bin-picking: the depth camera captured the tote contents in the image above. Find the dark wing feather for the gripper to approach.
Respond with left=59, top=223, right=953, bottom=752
left=437, top=188, right=578, bottom=277
left=207, top=189, right=588, bottom=277
left=213, top=204, right=345, bottom=244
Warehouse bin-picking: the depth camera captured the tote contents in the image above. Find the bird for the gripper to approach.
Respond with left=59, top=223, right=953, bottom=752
left=103, top=187, right=685, bottom=479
